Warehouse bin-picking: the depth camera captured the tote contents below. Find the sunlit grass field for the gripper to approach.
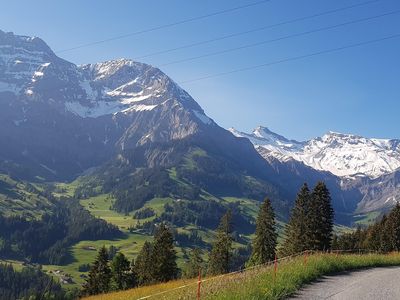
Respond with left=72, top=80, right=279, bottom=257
left=84, top=252, right=400, bottom=300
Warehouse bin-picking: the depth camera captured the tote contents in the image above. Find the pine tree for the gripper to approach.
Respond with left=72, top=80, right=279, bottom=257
left=82, top=246, right=111, bottom=295
left=281, top=184, right=311, bottom=255
left=183, top=248, right=204, bottom=278
left=248, top=198, right=277, bottom=266
left=385, top=203, right=400, bottom=251
left=208, top=210, right=233, bottom=275
left=308, top=182, right=334, bottom=251
left=151, top=223, right=178, bottom=282
left=135, top=241, right=154, bottom=285
left=111, top=252, right=135, bottom=291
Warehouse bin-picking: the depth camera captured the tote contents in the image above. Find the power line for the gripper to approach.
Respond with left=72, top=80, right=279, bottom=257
left=134, top=0, right=381, bottom=60
left=160, top=9, right=400, bottom=67
left=56, top=0, right=272, bottom=54
left=179, top=33, right=400, bottom=84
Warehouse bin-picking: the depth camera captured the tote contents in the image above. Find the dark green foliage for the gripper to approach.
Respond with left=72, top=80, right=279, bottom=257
left=231, top=246, right=252, bottom=271
left=78, top=264, right=91, bottom=272
left=281, top=182, right=334, bottom=255
left=173, top=229, right=205, bottom=248
left=108, top=245, right=118, bottom=260
left=281, top=184, right=311, bottom=255
left=111, top=252, right=135, bottom=291
left=385, top=204, right=400, bottom=251
left=134, top=207, right=155, bottom=219
left=87, top=166, right=200, bottom=214
left=161, top=200, right=254, bottom=233
left=82, top=246, right=112, bottom=296
left=151, top=223, right=178, bottom=282
left=0, top=199, right=121, bottom=265
left=334, top=204, right=400, bottom=253
left=307, top=182, right=334, bottom=251
left=183, top=248, right=204, bottom=278
left=248, top=198, right=277, bottom=265
left=208, top=210, right=233, bottom=275
left=135, top=241, right=154, bottom=285
left=0, top=263, right=67, bottom=299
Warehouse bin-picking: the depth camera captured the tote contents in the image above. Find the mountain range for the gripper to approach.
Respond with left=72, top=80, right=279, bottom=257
left=229, top=126, right=400, bottom=179
left=0, top=29, right=399, bottom=228
left=230, top=126, right=400, bottom=215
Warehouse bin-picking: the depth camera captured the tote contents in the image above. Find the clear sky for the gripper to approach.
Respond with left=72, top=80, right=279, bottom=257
left=1, top=0, right=399, bottom=141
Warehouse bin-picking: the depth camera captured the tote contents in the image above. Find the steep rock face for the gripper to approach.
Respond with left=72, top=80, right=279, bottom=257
left=349, top=170, right=400, bottom=213
left=0, top=30, right=219, bottom=180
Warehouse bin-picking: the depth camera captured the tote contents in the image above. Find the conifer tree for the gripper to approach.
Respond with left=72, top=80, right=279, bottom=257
left=111, top=252, right=135, bottom=290
left=379, top=215, right=392, bottom=252
left=151, top=223, right=178, bottom=282
left=135, top=241, right=154, bottom=285
left=82, top=246, right=111, bottom=295
left=248, top=197, right=277, bottom=266
left=308, top=182, right=334, bottom=251
left=208, top=210, right=233, bottom=275
left=281, top=184, right=311, bottom=255
left=385, top=203, right=400, bottom=251
left=183, top=248, right=204, bottom=278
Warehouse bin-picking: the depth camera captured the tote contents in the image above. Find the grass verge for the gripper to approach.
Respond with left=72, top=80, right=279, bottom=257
left=84, top=252, right=400, bottom=300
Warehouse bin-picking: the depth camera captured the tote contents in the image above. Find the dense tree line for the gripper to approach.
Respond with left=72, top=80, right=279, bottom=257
left=0, top=199, right=121, bottom=264
left=0, top=263, right=70, bottom=299
left=83, top=223, right=178, bottom=296
left=82, top=246, right=136, bottom=295
left=332, top=203, right=400, bottom=252
left=281, top=182, right=334, bottom=255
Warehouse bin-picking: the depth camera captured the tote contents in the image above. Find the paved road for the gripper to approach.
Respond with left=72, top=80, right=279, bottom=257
left=290, top=266, right=400, bottom=300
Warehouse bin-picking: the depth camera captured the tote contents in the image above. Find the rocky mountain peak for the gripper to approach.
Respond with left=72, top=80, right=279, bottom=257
left=0, top=30, right=62, bottom=94
left=232, top=126, right=400, bottom=179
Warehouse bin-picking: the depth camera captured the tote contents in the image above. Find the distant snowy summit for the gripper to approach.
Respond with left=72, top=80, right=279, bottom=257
left=230, top=126, right=400, bottom=179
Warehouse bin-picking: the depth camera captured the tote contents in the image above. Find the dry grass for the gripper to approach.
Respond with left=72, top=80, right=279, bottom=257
left=84, top=252, right=400, bottom=300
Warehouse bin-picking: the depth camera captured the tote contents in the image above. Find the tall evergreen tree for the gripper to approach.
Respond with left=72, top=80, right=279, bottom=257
left=208, top=210, right=233, bottom=275
left=281, top=184, right=311, bottom=255
left=151, top=223, right=178, bottom=282
left=135, top=241, right=154, bottom=285
left=248, top=197, right=277, bottom=265
left=183, top=248, right=204, bottom=278
left=385, top=203, right=400, bottom=251
left=308, top=182, right=334, bottom=251
left=82, top=246, right=111, bottom=296
left=111, top=252, right=135, bottom=291
left=380, top=215, right=392, bottom=252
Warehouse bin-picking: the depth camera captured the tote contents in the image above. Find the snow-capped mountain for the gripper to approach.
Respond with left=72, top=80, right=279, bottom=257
left=230, top=126, right=400, bottom=179
left=0, top=30, right=222, bottom=179
left=0, top=29, right=280, bottom=200
left=0, top=29, right=212, bottom=124
left=1, top=29, right=397, bottom=218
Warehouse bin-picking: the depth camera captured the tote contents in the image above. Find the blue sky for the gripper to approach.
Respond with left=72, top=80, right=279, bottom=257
left=1, top=0, right=399, bottom=140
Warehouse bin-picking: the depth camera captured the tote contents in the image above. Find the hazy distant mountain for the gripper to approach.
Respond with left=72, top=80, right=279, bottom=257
left=230, top=126, right=400, bottom=179
left=230, top=126, right=400, bottom=214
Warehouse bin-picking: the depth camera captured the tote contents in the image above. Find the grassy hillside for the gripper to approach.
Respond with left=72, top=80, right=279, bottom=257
left=0, top=173, right=53, bottom=218
left=39, top=181, right=349, bottom=288
left=84, top=252, right=400, bottom=300
left=0, top=175, right=353, bottom=290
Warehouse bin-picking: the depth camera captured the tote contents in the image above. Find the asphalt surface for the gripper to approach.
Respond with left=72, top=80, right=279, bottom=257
left=289, top=266, right=400, bottom=300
